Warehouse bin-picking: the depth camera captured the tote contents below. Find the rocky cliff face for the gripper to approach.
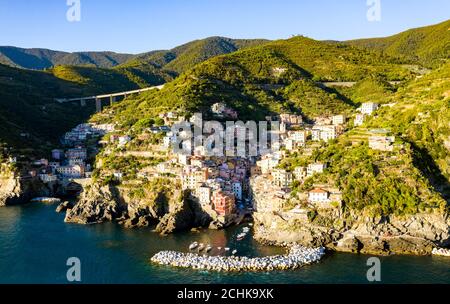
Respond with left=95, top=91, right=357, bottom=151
left=253, top=208, right=450, bottom=255
left=64, top=182, right=213, bottom=234
left=0, top=173, right=49, bottom=206
left=64, top=184, right=124, bottom=224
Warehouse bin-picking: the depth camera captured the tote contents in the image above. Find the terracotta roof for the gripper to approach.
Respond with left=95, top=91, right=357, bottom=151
left=309, top=188, right=328, bottom=194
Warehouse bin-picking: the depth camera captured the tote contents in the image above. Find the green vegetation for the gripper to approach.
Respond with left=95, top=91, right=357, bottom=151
left=0, top=46, right=133, bottom=70
left=0, top=63, right=99, bottom=154
left=346, top=19, right=450, bottom=68
left=119, top=37, right=268, bottom=78
left=336, top=75, right=397, bottom=105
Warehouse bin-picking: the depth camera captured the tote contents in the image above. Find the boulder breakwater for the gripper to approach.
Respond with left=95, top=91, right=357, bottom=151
left=151, top=245, right=325, bottom=272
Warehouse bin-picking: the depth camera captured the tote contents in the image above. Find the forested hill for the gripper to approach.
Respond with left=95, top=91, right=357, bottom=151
left=117, top=36, right=268, bottom=79
left=0, top=47, right=134, bottom=70
left=345, top=19, right=450, bottom=68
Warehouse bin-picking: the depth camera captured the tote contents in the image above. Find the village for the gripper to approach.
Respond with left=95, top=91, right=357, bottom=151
left=11, top=100, right=401, bottom=225
left=154, top=101, right=396, bottom=223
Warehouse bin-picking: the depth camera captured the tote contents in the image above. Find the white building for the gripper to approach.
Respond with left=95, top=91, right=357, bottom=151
left=68, top=158, right=85, bottom=166
left=311, top=129, right=321, bottom=142
left=256, top=157, right=280, bottom=175
left=361, top=103, right=379, bottom=115
left=290, top=130, right=307, bottom=142
left=308, top=188, right=330, bottom=203
left=354, top=114, right=365, bottom=126
left=294, top=166, right=307, bottom=181
left=272, top=169, right=293, bottom=188
left=332, top=115, right=346, bottom=126
left=307, top=163, right=326, bottom=177
left=196, top=186, right=212, bottom=206
left=57, top=165, right=85, bottom=178
left=311, top=126, right=337, bottom=142
left=285, top=139, right=305, bottom=151
left=118, top=136, right=131, bottom=147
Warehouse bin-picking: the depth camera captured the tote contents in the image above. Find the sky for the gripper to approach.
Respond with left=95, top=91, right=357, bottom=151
left=0, top=0, right=448, bottom=54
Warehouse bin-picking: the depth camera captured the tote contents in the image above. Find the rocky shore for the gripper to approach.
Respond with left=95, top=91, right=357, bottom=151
left=151, top=245, right=325, bottom=272
left=253, top=209, right=450, bottom=256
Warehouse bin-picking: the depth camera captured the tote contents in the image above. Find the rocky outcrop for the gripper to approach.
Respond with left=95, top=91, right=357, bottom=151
left=64, top=184, right=124, bottom=224
left=56, top=201, right=74, bottom=213
left=119, top=201, right=159, bottom=228
left=64, top=182, right=210, bottom=234
left=155, top=194, right=214, bottom=235
left=0, top=174, right=49, bottom=206
left=155, top=198, right=195, bottom=235
left=254, top=208, right=450, bottom=256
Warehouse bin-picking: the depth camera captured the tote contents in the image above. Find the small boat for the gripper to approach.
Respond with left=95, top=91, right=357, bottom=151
left=189, top=242, right=199, bottom=250
left=248, top=223, right=253, bottom=227
left=237, top=233, right=247, bottom=240
left=198, top=243, right=205, bottom=251
left=242, top=227, right=250, bottom=233
left=225, top=247, right=230, bottom=251
left=217, top=247, right=222, bottom=250
left=206, top=246, right=212, bottom=253
left=232, top=250, right=238, bottom=255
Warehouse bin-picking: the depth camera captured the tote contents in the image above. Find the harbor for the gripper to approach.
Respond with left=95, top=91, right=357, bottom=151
left=151, top=245, right=325, bottom=272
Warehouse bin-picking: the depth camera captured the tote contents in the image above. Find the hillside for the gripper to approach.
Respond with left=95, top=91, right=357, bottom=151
left=96, top=35, right=416, bottom=130
left=0, top=46, right=134, bottom=70
left=346, top=19, right=450, bottom=67
left=49, top=65, right=169, bottom=91
left=0, top=63, right=121, bottom=155
left=285, top=63, right=450, bottom=216
left=118, top=37, right=268, bottom=78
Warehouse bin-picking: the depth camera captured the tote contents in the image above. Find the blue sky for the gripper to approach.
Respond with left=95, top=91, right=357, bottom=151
left=0, top=0, right=448, bottom=54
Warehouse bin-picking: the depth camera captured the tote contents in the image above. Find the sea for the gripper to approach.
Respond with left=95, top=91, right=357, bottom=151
left=0, top=203, right=449, bottom=284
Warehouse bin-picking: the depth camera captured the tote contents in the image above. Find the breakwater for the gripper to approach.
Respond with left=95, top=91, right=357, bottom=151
left=151, top=245, right=325, bottom=272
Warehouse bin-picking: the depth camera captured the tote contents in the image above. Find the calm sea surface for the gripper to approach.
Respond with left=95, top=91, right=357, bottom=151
left=0, top=203, right=449, bottom=284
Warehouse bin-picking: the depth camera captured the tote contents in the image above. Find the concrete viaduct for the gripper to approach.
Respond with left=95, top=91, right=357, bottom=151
left=55, top=85, right=165, bottom=112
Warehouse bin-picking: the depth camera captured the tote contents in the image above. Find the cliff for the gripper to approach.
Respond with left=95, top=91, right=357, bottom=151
left=64, top=179, right=213, bottom=234
left=0, top=172, right=50, bottom=206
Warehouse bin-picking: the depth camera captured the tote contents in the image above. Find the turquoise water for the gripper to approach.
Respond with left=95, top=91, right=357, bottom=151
left=0, top=203, right=449, bottom=284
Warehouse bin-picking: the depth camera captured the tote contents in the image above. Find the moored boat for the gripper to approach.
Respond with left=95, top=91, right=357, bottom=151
left=189, top=242, right=199, bottom=250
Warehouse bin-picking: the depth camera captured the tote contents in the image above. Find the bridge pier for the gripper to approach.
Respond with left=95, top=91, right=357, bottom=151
left=80, top=99, right=86, bottom=107
left=95, top=98, right=102, bottom=113
left=110, top=96, right=116, bottom=106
